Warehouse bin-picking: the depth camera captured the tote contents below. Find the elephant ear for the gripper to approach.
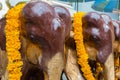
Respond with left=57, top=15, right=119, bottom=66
left=0, top=18, right=6, bottom=50
left=101, top=14, right=115, bottom=41
left=112, top=20, right=120, bottom=40
left=82, top=12, right=113, bottom=63
left=0, top=18, right=8, bottom=78
left=54, top=5, right=71, bottom=39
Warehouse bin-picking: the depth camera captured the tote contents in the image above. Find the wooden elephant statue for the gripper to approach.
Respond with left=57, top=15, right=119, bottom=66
left=0, top=1, right=77, bottom=80
left=62, top=12, right=115, bottom=80
left=77, top=12, right=115, bottom=80
left=20, top=1, right=72, bottom=80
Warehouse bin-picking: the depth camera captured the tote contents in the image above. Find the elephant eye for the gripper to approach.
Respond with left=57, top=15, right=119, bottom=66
left=88, top=23, right=92, bottom=27
left=25, top=20, right=35, bottom=25
left=28, top=34, right=50, bottom=48
left=92, top=36, right=98, bottom=40
left=29, top=34, right=35, bottom=40
left=27, top=34, right=39, bottom=43
left=90, top=35, right=100, bottom=44
left=28, top=34, right=35, bottom=40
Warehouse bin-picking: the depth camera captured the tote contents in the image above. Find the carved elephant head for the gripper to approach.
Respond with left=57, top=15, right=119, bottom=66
left=82, top=12, right=115, bottom=80
left=82, top=12, right=114, bottom=63
left=20, top=1, right=71, bottom=80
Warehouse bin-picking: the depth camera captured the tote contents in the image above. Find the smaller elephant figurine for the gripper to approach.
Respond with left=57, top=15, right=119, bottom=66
left=82, top=12, right=115, bottom=80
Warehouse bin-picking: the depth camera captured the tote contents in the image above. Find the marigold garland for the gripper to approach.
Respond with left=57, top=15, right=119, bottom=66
left=5, top=3, right=25, bottom=80
left=73, top=12, right=95, bottom=80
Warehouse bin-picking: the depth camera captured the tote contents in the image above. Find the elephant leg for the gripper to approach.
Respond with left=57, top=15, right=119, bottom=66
left=65, top=48, right=84, bottom=80
left=0, top=49, right=8, bottom=80
left=1, top=70, right=8, bottom=80
left=104, top=53, right=115, bottom=80
left=47, top=52, right=64, bottom=80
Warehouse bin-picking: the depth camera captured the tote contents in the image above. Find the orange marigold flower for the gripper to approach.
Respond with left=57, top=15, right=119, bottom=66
left=73, top=12, right=95, bottom=80
left=5, top=3, right=25, bottom=80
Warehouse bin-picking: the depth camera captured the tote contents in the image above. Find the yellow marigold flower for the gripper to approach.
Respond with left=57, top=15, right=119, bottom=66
left=5, top=3, right=25, bottom=80
left=73, top=12, right=95, bottom=80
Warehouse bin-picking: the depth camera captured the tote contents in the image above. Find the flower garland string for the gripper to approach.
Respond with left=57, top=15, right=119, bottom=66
left=5, top=3, right=25, bottom=80
left=95, top=63, right=103, bottom=80
left=73, top=12, right=95, bottom=80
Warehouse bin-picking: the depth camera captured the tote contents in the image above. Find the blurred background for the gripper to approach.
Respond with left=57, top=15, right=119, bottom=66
left=0, top=0, right=119, bottom=20
left=60, top=0, right=120, bottom=20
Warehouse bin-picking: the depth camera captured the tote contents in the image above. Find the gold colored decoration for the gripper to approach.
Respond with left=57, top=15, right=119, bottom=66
left=5, top=3, right=25, bottom=80
left=95, top=63, right=103, bottom=80
left=73, top=12, right=95, bottom=80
